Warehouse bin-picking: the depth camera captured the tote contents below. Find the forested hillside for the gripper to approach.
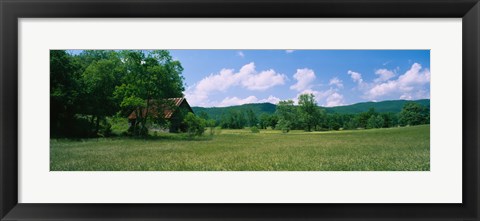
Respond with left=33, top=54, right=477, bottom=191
left=326, top=99, right=430, bottom=114
left=192, top=99, right=430, bottom=120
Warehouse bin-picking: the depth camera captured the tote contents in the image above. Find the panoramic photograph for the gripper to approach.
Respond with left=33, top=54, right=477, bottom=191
left=50, top=49, right=430, bottom=171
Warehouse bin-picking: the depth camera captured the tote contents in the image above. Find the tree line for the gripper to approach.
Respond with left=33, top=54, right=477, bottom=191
left=202, top=94, right=430, bottom=132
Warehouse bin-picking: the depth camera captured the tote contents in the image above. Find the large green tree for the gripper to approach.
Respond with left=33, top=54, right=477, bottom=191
left=399, top=102, right=429, bottom=126
left=275, top=100, right=296, bottom=133
left=50, top=50, right=82, bottom=137
left=80, top=57, right=124, bottom=134
left=298, top=93, right=323, bottom=131
left=114, top=50, right=185, bottom=136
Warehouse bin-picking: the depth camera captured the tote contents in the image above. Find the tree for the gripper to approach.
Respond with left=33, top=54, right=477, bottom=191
left=357, top=108, right=376, bottom=128
left=276, top=119, right=292, bottom=133
left=198, top=111, right=210, bottom=120
left=327, top=114, right=342, bottom=130
left=76, top=50, right=116, bottom=70
left=268, top=114, right=279, bottom=130
left=246, top=109, right=258, bottom=127
left=366, top=115, right=377, bottom=129
left=380, top=112, right=398, bottom=128
left=220, top=110, right=246, bottom=129
left=375, top=115, right=385, bottom=128
left=275, top=100, right=296, bottom=133
left=80, top=58, right=123, bottom=134
left=298, top=93, right=322, bottom=131
left=366, top=114, right=385, bottom=129
left=114, top=50, right=185, bottom=136
left=344, top=117, right=359, bottom=130
left=183, top=112, right=206, bottom=137
left=50, top=50, right=82, bottom=137
left=259, top=113, right=270, bottom=129
left=399, top=102, right=428, bottom=126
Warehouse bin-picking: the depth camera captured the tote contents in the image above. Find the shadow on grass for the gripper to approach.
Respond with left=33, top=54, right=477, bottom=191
left=142, top=133, right=214, bottom=141
left=51, top=133, right=215, bottom=142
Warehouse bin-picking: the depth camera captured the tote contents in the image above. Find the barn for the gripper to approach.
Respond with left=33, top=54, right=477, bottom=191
left=128, top=97, right=194, bottom=133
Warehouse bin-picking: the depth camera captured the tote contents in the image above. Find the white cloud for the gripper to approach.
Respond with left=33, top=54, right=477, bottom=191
left=365, top=63, right=430, bottom=100
left=329, top=77, right=343, bottom=88
left=399, top=94, right=413, bottom=100
left=347, top=70, right=363, bottom=85
left=237, top=51, right=245, bottom=58
left=290, top=68, right=316, bottom=91
left=374, top=69, right=396, bottom=83
left=196, top=68, right=237, bottom=93
left=366, top=81, right=398, bottom=98
left=293, top=88, right=331, bottom=104
left=184, top=88, right=212, bottom=107
left=397, top=63, right=430, bottom=85
left=325, top=92, right=345, bottom=107
left=217, top=95, right=281, bottom=107
left=259, top=95, right=281, bottom=104
left=218, top=96, right=258, bottom=107
left=286, top=50, right=295, bottom=53
left=242, top=69, right=286, bottom=90
left=193, top=62, right=285, bottom=93
left=185, top=62, right=286, bottom=106
left=292, top=88, right=345, bottom=107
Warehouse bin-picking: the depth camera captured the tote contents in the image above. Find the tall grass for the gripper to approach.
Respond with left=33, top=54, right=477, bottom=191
left=50, top=125, right=430, bottom=171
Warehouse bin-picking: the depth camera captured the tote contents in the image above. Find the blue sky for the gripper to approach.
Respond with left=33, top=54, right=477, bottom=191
left=168, top=50, right=430, bottom=107
left=67, top=49, right=430, bottom=107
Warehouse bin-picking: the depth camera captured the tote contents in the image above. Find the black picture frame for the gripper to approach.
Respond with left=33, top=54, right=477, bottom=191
left=1, top=0, right=479, bottom=220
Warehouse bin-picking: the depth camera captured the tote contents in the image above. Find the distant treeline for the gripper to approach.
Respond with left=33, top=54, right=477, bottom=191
left=197, top=94, right=430, bottom=132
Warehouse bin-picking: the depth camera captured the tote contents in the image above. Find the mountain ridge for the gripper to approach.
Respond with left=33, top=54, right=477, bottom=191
left=192, top=99, right=430, bottom=120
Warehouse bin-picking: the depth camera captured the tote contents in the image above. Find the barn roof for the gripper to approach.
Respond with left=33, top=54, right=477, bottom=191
left=128, top=97, right=192, bottom=120
left=164, top=97, right=186, bottom=118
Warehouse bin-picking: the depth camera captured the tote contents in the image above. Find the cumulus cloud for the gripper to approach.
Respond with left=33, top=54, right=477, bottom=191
left=292, top=88, right=345, bottom=107
left=365, top=63, right=430, bottom=100
left=290, top=68, right=316, bottom=91
left=374, top=69, right=396, bottom=83
left=241, top=69, right=287, bottom=90
left=259, top=95, right=281, bottom=104
left=296, top=89, right=330, bottom=102
left=195, top=68, right=237, bottom=93
left=329, top=77, right=343, bottom=88
left=325, top=92, right=345, bottom=107
left=185, top=62, right=286, bottom=106
left=289, top=68, right=347, bottom=106
left=218, top=96, right=258, bottom=107
left=347, top=70, right=363, bottom=85
left=217, top=95, right=281, bottom=107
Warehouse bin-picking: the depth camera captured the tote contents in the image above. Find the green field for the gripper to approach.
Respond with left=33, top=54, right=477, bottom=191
left=50, top=125, right=430, bottom=171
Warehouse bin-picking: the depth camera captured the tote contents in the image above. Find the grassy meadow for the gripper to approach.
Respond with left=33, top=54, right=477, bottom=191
left=50, top=125, right=430, bottom=171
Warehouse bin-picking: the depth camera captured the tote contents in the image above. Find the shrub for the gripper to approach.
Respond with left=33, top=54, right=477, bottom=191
left=183, top=112, right=206, bottom=137
left=99, top=121, right=113, bottom=137
left=250, top=126, right=260, bottom=133
left=331, top=121, right=341, bottom=131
